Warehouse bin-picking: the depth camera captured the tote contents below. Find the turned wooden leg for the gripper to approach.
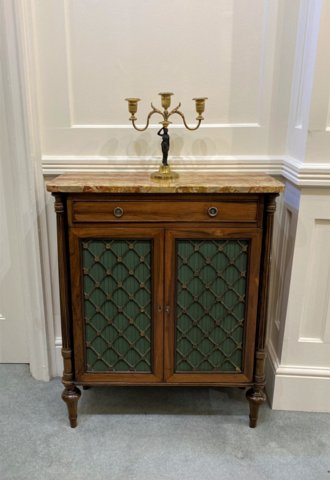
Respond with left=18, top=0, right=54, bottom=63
left=62, top=386, right=81, bottom=428
left=246, top=349, right=267, bottom=428
left=246, top=387, right=266, bottom=428
left=245, top=196, right=277, bottom=429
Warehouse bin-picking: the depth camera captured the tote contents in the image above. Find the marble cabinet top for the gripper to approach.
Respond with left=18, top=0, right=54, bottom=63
left=46, top=172, right=285, bottom=194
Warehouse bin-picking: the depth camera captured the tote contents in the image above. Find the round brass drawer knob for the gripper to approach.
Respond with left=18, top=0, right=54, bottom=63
left=114, top=207, right=124, bottom=218
left=208, top=206, right=218, bottom=217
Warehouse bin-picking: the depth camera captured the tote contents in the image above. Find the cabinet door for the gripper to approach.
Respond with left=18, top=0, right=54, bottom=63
left=164, top=228, right=262, bottom=384
left=69, top=227, right=164, bottom=383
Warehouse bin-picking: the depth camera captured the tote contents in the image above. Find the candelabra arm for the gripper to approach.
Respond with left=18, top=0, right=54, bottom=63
left=151, top=102, right=163, bottom=116
left=168, top=103, right=181, bottom=116
left=131, top=107, right=163, bottom=132
left=171, top=110, right=202, bottom=131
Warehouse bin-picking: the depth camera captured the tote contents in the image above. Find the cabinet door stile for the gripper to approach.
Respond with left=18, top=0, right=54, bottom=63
left=152, top=228, right=165, bottom=382
left=69, top=229, right=85, bottom=379
left=164, top=230, right=177, bottom=381
left=164, top=227, right=262, bottom=384
left=69, top=226, right=164, bottom=383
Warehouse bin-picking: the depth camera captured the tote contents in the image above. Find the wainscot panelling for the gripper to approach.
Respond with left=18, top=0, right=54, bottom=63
left=268, top=188, right=330, bottom=412
left=265, top=181, right=300, bottom=405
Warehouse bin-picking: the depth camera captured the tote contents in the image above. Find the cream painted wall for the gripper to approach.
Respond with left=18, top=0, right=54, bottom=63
left=8, top=0, right=330, bottom=409
left=34, top=0, right=280, bottom=159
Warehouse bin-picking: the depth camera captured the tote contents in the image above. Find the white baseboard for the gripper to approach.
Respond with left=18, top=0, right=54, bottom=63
left=265, top=344, right=277, bottom=406
left=271, top=374, right=330, bottom=412
left=266, top=342, right=330, bottom=412
left=54, top=337, right=62, bottom=377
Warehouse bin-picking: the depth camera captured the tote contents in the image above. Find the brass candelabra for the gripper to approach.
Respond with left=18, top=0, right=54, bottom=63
left=125, top=92, right=207, bottom=180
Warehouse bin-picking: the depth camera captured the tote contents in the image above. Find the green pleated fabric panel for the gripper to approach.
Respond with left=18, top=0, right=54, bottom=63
left=82, top=239, right=152, bottom=372
left=175, top=239, right=248, bottom=373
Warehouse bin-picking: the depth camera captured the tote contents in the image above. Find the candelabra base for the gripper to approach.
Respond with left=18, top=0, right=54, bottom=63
left=150, top=165, right=179, bottom=181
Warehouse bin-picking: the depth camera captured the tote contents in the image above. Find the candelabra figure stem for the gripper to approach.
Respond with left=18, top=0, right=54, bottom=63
left=125, top=92, right=207, bottom=180
left=157, top=127, right=170, bottom=166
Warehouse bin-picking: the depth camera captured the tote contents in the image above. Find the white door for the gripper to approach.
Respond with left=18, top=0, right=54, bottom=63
left=0, top=61, right=29, bottom=363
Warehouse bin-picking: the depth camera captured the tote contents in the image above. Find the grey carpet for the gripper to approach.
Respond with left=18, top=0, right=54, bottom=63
left=0, top=364, right=329, bottom=480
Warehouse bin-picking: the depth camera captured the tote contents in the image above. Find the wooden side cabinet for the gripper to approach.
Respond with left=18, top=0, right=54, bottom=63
left=47, top=173, right=284, bottom=428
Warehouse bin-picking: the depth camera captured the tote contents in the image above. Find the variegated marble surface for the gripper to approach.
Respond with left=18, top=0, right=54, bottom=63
left=46, top=172, right=285, bottom=193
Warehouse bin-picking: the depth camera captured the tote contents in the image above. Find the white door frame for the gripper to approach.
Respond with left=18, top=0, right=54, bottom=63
left=0, top=0, right=55, bottom=380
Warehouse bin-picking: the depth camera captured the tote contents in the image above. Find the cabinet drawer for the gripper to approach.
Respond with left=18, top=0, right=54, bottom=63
left=69, top=199, right=259, bottom=224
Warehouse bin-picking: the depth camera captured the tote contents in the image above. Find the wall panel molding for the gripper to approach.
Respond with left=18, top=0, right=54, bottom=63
left=42, top=155, right=283, bottom=174
left=268, top=203, right=294, bottom=336
left=42, top=154, right=330, bottom=186
left=70, top=123, right=261, bottom=130
left=298, top=219, right=330, bottom=342
left=278, top=188, right=330, bottom=372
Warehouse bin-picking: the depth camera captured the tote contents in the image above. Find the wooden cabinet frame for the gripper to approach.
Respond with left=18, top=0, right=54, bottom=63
left=52, top=190, right=279, bottom=428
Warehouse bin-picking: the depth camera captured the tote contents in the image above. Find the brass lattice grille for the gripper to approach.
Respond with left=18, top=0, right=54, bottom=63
left=82, top=239, right=152, bottom=372
left=175, top=239, right=248, bottom=373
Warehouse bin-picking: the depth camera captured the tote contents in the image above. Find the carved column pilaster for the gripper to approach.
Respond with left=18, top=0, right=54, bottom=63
left=53, top=193, right=81, bottom=427
left=246, top=194, right=278, bottom=428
